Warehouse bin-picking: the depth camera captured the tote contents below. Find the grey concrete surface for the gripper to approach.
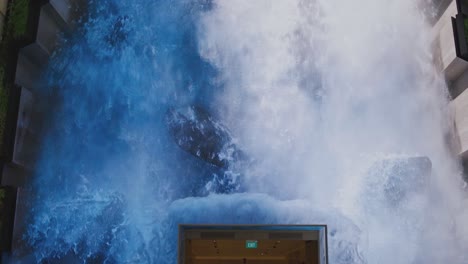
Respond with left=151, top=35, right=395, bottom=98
left=451, top=88, right=468, bottom=156
left=36, top=4, right=68, bottom=55
left=50, top=0, right=86, bottom=27
left=431, top=1, right=468, bottom=85
left=451, top=68, right=468, bottom=98
left=13, top=87, right=36, bottom=170
left=14, top=53, right=42, bottom=91
left=1, top=163, right=28, bottom=187
left=3, top=0, right=86, bottom=258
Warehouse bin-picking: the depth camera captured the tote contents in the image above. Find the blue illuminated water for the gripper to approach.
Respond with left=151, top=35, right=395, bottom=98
left=12, top=0, right=468, bottom=263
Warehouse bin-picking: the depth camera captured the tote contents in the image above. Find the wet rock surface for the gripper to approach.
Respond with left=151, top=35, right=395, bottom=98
left=165, top=105, right=242, bottom=168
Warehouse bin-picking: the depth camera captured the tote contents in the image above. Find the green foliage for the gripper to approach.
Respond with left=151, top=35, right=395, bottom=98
left=6, top=0, right=30, bottom=39
left=0, top=0, right=31, bottom=238
left=0, top=0, right=31, bottom=152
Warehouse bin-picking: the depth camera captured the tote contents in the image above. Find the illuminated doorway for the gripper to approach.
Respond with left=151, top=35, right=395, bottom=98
left=178, top=225, right=328, bottom=264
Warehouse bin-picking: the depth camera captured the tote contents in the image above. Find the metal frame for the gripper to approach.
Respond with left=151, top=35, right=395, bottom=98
left=178, top=224, right=328, bottom=264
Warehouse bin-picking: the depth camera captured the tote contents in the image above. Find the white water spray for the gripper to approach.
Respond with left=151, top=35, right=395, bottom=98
left=196, top=0, right=468, bottom=262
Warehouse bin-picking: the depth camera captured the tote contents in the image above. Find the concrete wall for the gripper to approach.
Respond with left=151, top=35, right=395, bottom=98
left=431, top=0, right=468, bottom=100
left=432, top=0, right=468, bottom=92
left=432, top=1, right=468, bottom=161
left=2, top=0, right=86, bottom=186
left=3, top=0, right=86, bottom=256
left=451, top=87, right=468, bottom=157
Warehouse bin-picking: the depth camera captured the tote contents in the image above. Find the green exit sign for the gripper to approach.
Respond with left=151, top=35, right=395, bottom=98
left=246, top=240, right=258, bottom=249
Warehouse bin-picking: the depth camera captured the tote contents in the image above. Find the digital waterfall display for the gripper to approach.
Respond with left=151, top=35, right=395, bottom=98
left=11, top=0, right=468, bottom=263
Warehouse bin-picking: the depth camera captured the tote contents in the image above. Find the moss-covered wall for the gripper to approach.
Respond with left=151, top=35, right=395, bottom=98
left=0, top=0, right=31, bottom=156
left=5, top=0, right=29, bottom=39
left=0, top=4, right=31, bottom=244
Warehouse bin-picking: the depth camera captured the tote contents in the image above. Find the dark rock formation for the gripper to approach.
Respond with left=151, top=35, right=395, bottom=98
left=165, top=105, right=242, bottom=168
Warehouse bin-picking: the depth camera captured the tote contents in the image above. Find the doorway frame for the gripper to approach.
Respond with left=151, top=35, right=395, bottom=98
left=178, top=224, right=328, bottom=264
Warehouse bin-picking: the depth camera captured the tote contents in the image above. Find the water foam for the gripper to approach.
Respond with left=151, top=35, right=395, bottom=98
left=14, top=0, right=468, bottom=263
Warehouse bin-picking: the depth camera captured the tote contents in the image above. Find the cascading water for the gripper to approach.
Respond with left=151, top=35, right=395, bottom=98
left=10, top=0, right=468, bottom=263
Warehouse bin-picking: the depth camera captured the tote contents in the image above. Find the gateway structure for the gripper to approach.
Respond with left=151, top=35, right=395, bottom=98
left=178, top=225, right=328, bottom=264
